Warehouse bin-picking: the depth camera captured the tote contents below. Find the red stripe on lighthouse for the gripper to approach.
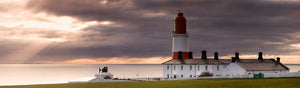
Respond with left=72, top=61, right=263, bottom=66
left=172, top=52, right=189, bottom=59
left=174, top=12, right=186, bottom=34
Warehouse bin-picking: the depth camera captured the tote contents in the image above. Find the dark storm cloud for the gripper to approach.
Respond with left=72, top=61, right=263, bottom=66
left=25, top=0, right=300, bottom=62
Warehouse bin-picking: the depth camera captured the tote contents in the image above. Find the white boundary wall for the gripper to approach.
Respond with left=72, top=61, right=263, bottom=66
left=264, top=72, right=300, bottom=78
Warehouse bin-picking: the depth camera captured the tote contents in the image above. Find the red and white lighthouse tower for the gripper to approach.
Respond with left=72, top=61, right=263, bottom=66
left=172, top=12, right=189, bottom=59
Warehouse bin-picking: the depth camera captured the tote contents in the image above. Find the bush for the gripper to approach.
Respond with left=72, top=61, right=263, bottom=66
left=113, top=78, right=119, bottom=80
left=199, top=71, right=213, bottom=77
left=104, top=76, right=112, bottom=79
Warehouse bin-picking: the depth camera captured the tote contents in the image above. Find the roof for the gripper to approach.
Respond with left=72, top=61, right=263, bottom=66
left=235, top=59, right=289, bottom=71
left=162, top=58, right=289, bottom=71
left=162, top=58, right=231, bottom=65
left=236, top=62, right=289, bottom=71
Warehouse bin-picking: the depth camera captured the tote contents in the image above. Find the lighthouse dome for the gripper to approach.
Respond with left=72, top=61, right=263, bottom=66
left=174, top=12, right=187, bottom=34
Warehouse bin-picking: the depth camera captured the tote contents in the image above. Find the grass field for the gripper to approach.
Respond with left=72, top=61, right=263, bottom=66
left=1, top=78, right=300, bottom=88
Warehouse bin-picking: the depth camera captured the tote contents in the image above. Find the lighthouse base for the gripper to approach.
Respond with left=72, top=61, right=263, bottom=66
left=95, top=72, right=113, bottom=79
left=69, top=72, right=129, bottom=83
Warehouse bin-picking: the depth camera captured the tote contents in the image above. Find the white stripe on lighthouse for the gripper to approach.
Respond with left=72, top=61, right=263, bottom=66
left=172, top=34, right=188, bottom=52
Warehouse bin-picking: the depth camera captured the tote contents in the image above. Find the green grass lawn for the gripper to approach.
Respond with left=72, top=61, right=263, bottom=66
left=1, top=78, right=300, bottom=88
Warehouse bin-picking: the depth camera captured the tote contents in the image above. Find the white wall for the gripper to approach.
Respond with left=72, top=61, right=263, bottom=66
left=163, top=64, right=227, bottom=79
left=264, top=72, right=299, bottom=78
left=246, top=70, right=288, bottom=74
left=222, top=63, right=290, bottom=76
left=163, top=63, right=291, bottom=79
left=223, top=63, right=246, bottom=76
left=163, top=65, right=196, bottom=79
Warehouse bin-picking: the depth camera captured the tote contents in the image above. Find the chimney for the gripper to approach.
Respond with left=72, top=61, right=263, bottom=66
left=231, top=57, right=236, bottom=62
left=214, top=52, right=219, bottom=60
left=258, top=52, right=263, bottom=60
left=276, top=57, right=280, bottom=63
left=188, top=51, right=193, bottom=59
left=201, top=50, right=207, bottom=59
left=235, top=52, right=240, bottom=60
left=178, top=51, right=183, bottom=59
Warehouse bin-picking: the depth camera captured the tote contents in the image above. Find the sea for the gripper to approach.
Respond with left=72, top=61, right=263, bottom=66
left=0, top=64, right=299, bottom=86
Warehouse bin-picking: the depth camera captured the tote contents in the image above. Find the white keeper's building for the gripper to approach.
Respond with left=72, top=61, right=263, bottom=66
left=162, top=12, right=289, bottom=79
left=162, top=55, right=289, bottom=79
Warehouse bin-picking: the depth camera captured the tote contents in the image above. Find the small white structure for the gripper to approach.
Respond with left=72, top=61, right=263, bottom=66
left=69, top=66, right=127, bottom=83
left=94, top=72, right=113, bottom=80
left=223, top=59, right=289, bottom=76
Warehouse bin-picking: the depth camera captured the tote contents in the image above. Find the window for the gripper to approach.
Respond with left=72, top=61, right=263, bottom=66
left=181, top=65, right=183, bottom=70
left=190, top=75, right=192, bottom=78
left=190, top=65, right=192, bottom=70
left=217, top=65, right=220, bottom=71
left=167, top=74, right=169, bottom=78
left=197, top=65, right=200, bottom=71
left=174, top=65, right=176, bottom=70
left=174, top=75, right=177, bottom=78
left=167, top=65, right=169, bottom=70
left=181, top=74, right=183, bottom=78
left=205, top=65, right=208, bottom=71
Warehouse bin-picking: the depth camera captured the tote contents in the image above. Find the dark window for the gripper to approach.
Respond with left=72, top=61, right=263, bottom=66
left=181, top=65, right=183, bottom=70
left=197, top=65, right=200, bottom=71
left=190, top=75, right=192, bottom=78
left=174, top=65, right=176, bottom=70
left=205, top=65, right=208, bottom=71
left=167, top=65, right=169, bottom=70
left=174, top=75, right=177, bottom=78
left=217, top=65, right=220, bottom=71
left=190, top=65, right=192, bottom=70
left=181, top=74, right=183, bottom=78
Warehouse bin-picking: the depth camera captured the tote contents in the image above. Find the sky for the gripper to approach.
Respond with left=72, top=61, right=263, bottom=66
left=0, top=0, right=300, bottom=64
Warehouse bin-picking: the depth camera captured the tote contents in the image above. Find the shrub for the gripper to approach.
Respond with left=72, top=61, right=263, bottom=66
left=104, top=76, right=112, bottom=79
left=199, top=71, right=213, bottom=77
left=113, top=78, right=119, bottom=80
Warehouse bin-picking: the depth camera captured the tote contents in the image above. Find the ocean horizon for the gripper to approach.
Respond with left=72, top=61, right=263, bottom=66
left=0, top=64, right=299, bottom=86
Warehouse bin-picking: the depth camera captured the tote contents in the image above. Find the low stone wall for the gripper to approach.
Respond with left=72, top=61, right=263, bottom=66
left=264, top=72, right=300, bottom=78
left=162, top=75, right=250, bottom=80
left=162, top=72, right=300, bottom=80
left=212, top=75, right=249, bottom=78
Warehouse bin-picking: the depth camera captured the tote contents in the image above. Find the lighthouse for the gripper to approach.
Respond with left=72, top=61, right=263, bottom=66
left=172, top=11, right=189, bottom=59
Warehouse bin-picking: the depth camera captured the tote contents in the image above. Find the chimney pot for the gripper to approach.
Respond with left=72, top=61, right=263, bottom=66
left=178, top=51, right=183, bottom=59
left=258, top=52, right=263, bottom=60
left=276, top=57, right=280, bottom=63
left=231, top=57, right=236, bottom=62
left=201, top=50, right=207, bottom=59
left=235, top=52, right=240, bottom=60
left=214, top=52, right=219, bottom=60
left=188, top=51, right=193, bottom=59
